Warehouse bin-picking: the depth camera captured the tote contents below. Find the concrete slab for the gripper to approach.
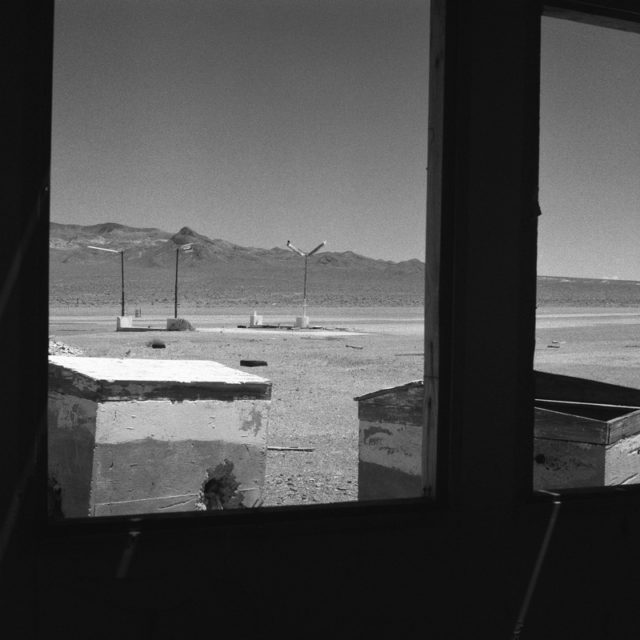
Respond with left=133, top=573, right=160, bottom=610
left=49, top=356, right=270, bottom=387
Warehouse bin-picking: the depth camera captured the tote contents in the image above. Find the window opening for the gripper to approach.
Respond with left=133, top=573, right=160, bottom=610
left=535, top=15, right=640, bottom=490
left=48, top=0, right=430, bottom=518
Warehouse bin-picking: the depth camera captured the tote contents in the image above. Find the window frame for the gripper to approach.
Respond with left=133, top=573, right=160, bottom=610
left=534, top=0, right=640, bottom=497
left=36, top=0, right=640, bottom=539
left=42, top=0, right=438, bottom=533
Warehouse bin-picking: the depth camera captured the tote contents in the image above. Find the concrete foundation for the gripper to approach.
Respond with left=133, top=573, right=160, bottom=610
left=48, top=356, right=271, bottom=517
left=116, top=316, right=133, bottom=330
left=249, top=311, right=263, bottom=327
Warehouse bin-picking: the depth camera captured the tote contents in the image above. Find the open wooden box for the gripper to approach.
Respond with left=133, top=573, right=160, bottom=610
left=534, top=371, right=640, bottom=490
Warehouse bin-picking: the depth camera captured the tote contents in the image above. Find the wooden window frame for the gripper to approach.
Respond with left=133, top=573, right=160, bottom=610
left=27, top=0, right=640, bottom=540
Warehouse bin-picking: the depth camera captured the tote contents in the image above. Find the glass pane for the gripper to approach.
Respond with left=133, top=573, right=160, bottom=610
left=48, top=0, right=429, bottom=518
left=535, top=16, right=640, bottom=491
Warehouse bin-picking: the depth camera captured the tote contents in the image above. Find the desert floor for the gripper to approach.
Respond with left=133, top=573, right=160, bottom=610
left=49, top=305, right=424, bottom=507
left=49, top=303, right=640, bottom=511
left=535, top=305, right=640, bottom=388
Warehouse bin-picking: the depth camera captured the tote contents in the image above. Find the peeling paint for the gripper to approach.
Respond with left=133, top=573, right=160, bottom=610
left=240, top=404, right=264, bottom=436
left=359, top=419, right=422, bottom=480
left=363, top=426, right=392, bottom=440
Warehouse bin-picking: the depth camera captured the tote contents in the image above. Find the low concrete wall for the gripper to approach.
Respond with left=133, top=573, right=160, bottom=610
left=116, top=316, right=133, bottom=330
left=48, top=356, right=271, bottom=517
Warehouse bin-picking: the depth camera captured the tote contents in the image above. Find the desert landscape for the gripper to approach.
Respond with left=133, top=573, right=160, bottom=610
left=49, top=305, right=424, bottom=508
left=49, top=222, right=640, bottom=512
left=49, top=222, right=428, bottom=509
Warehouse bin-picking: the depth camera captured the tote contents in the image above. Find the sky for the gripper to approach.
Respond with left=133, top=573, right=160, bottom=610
left=51, top=4, right=640, bottom=275
left=51, top=0, right=429, bottom=262
left=539, top=17, right=640, bottom=280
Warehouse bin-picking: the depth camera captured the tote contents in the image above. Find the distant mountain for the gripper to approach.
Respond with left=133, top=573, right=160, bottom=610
left=49, top=222, right=426, bottom=307
left=49, top=223, right=640, bottom=308
left=537, top=274, right=640, bottom=307
left=49, top=222, right=425, bottom=273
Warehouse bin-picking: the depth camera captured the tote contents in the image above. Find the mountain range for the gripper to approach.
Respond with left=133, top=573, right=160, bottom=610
left=50, top=222, right=424, bottom=274
left=49, top=222, right=425, bottom=307
left=49, top=222, right=640, bottom=309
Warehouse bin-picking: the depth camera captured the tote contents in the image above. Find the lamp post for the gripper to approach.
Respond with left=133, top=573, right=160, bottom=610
left=174, top=243, right=194, bottom=319
left=87, top=245, right=125, bottom=316
left=286, top=239, right=326, bottom=321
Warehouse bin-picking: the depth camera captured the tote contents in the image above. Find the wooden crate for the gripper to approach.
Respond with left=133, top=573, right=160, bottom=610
left=534, top=371, right=640, bottom=490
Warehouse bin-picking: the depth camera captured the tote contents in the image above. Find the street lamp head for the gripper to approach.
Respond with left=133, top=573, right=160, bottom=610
left=286, top=240, right=305, bottom=257
left=87, top=245, right=120, bottom=254
left=307, top=241, right=326, bottom=257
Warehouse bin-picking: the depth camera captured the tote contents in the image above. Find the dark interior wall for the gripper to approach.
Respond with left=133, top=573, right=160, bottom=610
left=0, top=1, right=52, bottom=638
left=4, top=1, right=640, bottom=638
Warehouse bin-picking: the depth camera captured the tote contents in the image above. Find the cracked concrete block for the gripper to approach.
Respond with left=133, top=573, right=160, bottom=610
left=48, top=356, right=271, bottom=517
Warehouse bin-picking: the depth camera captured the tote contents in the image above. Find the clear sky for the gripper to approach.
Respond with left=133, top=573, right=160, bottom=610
left=51, top=4, right=640, bottom=275
left=51, top=0, right=429, bottom=262
left=540, top=17, right=640, bottom=280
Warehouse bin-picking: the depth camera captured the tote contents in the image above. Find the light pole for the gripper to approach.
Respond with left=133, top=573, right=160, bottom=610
left=174, top=243, right=194, bottom=319
left=286, top=239, right=326, bottom=321
left=87, top=245, right=125, bottom=316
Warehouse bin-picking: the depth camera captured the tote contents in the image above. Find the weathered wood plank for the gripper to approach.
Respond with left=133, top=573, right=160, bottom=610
left=423, top=0, right=446, bottom=499
left=607, top=410, right=640, bottom=444
left=357, top=385, right=425, bottom=427
left=534, top=407, right=608, bottom=444
left=535, top=399, right=636, bottom=421
left=535, top=370, right=640, bottom=407
left=605, top=432, right=640, bottom=485
left=533, top=438, right=604, bottom=490
left=544, top=2, right=640, bottom=35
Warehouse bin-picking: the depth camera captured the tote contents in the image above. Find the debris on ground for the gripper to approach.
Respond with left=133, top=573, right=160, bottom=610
left=48, top=339, right=83, bottom=356
left=240, top=359, right=267, bottom=367
left=345, top=344, right=363, bottom=350
left=267, top=446, right=315, bottom=452
left=167, top=318, right=195, bottom=331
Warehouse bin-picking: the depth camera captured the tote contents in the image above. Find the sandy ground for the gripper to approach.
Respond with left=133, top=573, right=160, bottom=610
left=49, top=306, right=424, bottom=507
left=535, top=305, right=640, bottom=389
left=51, top=303, right=638, bottom=511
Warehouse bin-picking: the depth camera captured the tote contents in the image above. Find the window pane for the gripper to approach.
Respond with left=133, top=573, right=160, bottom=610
left=48, top=0, right=429, bottom=518
left=535, top=16, right=640, bottom=491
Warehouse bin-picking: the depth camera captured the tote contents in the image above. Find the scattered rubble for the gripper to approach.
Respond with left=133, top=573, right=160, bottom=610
left=240, top=359, right=267, bottom=367
left=48, top=339, right=83, bottom=356
left=167, top=318, right=195, bottom=331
